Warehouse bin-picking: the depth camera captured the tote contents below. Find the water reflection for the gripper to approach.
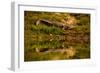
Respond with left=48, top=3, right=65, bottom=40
left=25, top=36, right=90, bottom=61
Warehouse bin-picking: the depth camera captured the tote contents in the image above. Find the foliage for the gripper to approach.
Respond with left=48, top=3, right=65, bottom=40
left=24, top=11, right=90, bottom=61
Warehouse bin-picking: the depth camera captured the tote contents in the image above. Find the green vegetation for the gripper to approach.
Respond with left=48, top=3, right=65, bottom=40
left=31, top=24, right=65, bottom=35
left=24, top=11, right=90, bottom=61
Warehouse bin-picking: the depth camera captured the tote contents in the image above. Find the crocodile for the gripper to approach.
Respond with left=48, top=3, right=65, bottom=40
left=35, top=19, right=75, bottom=30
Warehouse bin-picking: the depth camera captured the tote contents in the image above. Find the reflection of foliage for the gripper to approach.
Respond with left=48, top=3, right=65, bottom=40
left=24, top=11, right=90, bottom=61
left=24, top=43, right=90, bottom=61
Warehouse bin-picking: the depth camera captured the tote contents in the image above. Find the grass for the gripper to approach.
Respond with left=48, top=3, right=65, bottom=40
left=24, top=11, right=90, bottom=61
left=31, top=23, right=65, bottom=35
